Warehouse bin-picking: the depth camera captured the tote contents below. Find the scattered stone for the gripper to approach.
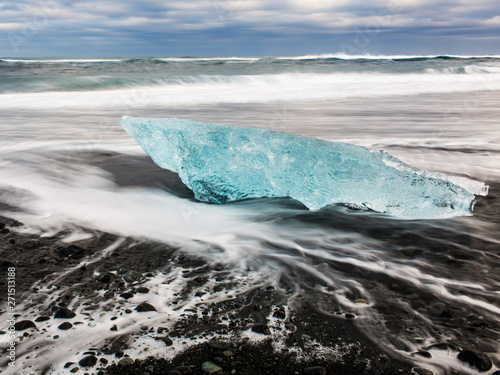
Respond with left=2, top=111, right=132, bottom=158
left=110, top=324, right=117, bottom=331
left=35, top=316, right=51, bottom=322
left=457, top=348, right=492, bottom=371
left=14, top=320, right=36, bottom=331
left=137, top=287, right=150, bottom=293
left=58, top=322, right=73, bottom=330
left=157, top=327, right=169, bottom=334
left=208, top=340, right=230, bottom=349
left=78, top=355, right=97, bottom=367
left=123, top=270, right=142, bottom=283
left=96, top=273, right=113, bottom=283
left=103, top=290, right=115, bottom=298
left=303, top=366, right=327, bottom=375
left=54, top=308, right=76, bottom=319
left=272, top=309, right=286, bottom=319
left=8, top=239, right=15, bottom=245
left=21, top=239, right=41, bottom=249
left=345, top=313, right=356, bottom=320
left=64, top=362, right=75, bottom=368
left=155, top=336, right=173, bottom=346
left=202, top=361, right=222, bottom=374
left=119, top=292, right=134, bottom=299
left=223, top=350, right=234, bottom=357
left=118, top=357, right=134, bottom=366
left=135, top=302, right=157, bottom=312
left=251, top=324, right=271, bottom=335
left=70, top=367, right=79, bottom=373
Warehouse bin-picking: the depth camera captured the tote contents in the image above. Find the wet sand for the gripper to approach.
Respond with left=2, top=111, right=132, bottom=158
left=1, top=152, right=499, bottom=374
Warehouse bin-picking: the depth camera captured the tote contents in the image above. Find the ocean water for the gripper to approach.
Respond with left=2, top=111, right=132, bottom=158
left=1, top=55, right=500, bottom=374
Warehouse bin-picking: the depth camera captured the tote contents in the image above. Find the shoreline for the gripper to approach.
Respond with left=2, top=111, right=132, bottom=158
left=0, top=214, right=418, bottom=375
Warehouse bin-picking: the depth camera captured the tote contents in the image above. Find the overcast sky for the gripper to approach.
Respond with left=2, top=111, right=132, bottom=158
left=1, top=0, right=499, bottom=57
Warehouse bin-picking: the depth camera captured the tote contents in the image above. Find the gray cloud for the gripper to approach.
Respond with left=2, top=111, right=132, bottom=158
left=1, top=0, right=499, bottom=56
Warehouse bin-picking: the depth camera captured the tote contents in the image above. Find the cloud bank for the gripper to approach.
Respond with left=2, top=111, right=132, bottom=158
left=1, top=0, right=499, bottom=56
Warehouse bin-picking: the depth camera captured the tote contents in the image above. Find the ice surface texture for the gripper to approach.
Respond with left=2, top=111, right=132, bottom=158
left=121, top=117, right=488, bottom=218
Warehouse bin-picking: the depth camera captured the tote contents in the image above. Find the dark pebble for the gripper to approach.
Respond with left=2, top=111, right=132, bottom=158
left=78, top=355, right=97, bottom=367
left=303, top=366, right=327, bottom=375
left=155, top=336, right=173, bottom=346
left=8, top=239, right=15, bottom=245
left=251, top=324, right=271, bottom=335
left=103, top=290, right=115, bottom=298
left=123, top=270, right=142, bottom=283
left=135, top=302, right=157, bottom=312
left=58, top=322, right=73, bottom=330
left=97, top=273, right=112, bottom=283
left=118, top=357, right=134, bottom=366
left=273, top=309, right=286, bottom=319
left=54, top=308, right=76, bottom=319
left=110, top=324, right=117, bottom=331
left=64, top=362, right=75, bottom=368
left=100, top=358, right=108, bottom=364
left=120, top=292, right=134, bottom=299
left=440, top=308, right=454, bottom=318
left=14, top=320, right=36, bottom=331
left=207, top=340, right=230, bottom=349
left=136, top=287, right=150, bottom=293
left=345, top=313, right=356, bottom=320
left=457, top=348, right=492, bottom=371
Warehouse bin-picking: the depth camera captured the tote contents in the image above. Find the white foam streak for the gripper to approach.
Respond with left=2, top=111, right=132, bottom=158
left=1, top=71, right=499, bottom=110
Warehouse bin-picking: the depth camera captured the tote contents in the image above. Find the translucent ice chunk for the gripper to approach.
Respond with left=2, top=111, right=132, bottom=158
left=121, top=117, right=488, bottom=218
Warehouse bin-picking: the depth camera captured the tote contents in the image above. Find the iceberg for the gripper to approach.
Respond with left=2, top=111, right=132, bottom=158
left=121, top=117, right=488, bottom=218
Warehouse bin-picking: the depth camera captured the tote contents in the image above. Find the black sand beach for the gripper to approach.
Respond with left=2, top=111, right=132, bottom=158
left=1, top=152, right=499, bottom=375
